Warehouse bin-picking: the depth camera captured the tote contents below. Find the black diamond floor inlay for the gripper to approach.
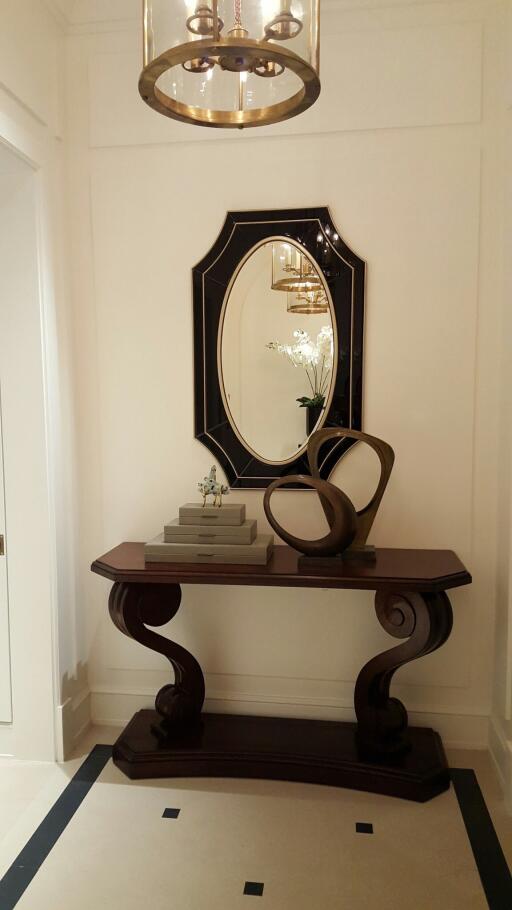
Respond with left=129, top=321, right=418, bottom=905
left=356, top=822, right=373, bottom=834
left=162, top=808, right=180, bottom=819
left=244, top=881, right=264, bottom=896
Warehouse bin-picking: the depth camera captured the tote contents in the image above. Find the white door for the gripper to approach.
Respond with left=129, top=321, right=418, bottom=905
left=0, top=147, right=56, bottom=757
left=0, top=388, right=12, bottom=722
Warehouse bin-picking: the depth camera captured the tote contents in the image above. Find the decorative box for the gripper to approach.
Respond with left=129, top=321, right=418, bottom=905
left=164, top=518, right=257, bottom=545
left=144, top=533, right=273, bottom=565
left=178, top=502, right=246, bottom=526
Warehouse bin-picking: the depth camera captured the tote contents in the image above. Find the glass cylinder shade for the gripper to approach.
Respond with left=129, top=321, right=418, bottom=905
left=140, top=0, right=320, bottom=128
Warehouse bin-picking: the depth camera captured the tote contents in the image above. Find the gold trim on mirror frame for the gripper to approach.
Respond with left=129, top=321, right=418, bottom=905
left=216, top=235, right=337, bottom=468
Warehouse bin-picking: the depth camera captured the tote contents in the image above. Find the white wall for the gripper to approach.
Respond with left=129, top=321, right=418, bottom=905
left=64, top=0, right=505, bottom=749
left=0, top=0, right=83, bottom=759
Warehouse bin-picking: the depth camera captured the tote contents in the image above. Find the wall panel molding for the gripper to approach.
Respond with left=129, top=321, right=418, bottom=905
left=489, top=715, right=512, bottom=810
left=87, top=20, right=482, bottom=148
left=61, top=0, right=493, bottom=28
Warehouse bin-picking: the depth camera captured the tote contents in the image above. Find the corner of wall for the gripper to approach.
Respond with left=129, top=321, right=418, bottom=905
left=55, top=687, right=91, bottom=760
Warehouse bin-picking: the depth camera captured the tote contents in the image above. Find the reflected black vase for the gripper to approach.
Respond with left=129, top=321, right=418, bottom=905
left=306, top=404, right=323, bottom=436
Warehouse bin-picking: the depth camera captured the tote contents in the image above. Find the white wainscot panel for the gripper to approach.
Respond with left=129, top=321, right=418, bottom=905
left=89, top=20, right=482, bottom=148
left=0, top=0, right=61, bottom=132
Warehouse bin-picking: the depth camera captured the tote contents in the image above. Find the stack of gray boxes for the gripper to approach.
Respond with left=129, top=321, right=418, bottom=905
left=145, top=503, right=273, bottom=565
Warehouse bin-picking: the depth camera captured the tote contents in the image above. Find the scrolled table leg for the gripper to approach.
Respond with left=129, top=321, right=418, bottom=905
left=108, top=582, right=205, bottom=729
left=354, top=590, right=453, bottom=758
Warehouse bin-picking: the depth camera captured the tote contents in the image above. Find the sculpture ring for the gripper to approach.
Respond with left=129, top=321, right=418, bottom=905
left=263, top=474, right=357, bottom=557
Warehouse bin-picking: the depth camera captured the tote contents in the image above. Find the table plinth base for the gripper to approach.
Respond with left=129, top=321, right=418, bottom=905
left=112, top=709, right=450, bottom=802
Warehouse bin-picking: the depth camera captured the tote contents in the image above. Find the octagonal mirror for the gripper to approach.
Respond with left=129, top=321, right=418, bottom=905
left=193, top=207, right=365, bottom=489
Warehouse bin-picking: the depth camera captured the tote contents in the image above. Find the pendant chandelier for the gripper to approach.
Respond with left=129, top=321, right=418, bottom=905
left=271, top=241, right=324, bottom=294
left=287, top=288, right=328, bottom=314
left=139, top=0, right=321, bottom=129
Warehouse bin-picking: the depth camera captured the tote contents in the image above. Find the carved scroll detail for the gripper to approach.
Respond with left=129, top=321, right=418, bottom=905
left=109, top=582, right=205, bottom=727
left=354, top=590, right=453, bottom=757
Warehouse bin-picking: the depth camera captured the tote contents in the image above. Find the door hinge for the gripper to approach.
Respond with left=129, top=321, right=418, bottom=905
left=0, top=535, right=4, bottom=556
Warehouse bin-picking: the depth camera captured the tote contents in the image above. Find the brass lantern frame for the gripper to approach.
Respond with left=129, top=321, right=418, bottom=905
left=139, top=1, right=321, bottom=129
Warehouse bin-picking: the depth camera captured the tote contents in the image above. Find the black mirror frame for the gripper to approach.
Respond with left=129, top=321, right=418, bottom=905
left=193, top=207, right=366, bottom=489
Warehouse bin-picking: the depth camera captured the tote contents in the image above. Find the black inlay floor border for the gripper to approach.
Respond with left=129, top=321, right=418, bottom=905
left=451, top=768, right=512, bottom=910
left=0, top=744, right=112, bottom=910
left=0, top=751, right=510, bottom=910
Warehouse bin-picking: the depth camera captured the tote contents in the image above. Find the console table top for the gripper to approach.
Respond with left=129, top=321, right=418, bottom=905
left=91, top=543, right=471, bottom=593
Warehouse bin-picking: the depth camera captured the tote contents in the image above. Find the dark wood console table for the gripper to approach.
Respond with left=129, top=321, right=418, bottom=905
left=91, top=543, right=471, bottom=802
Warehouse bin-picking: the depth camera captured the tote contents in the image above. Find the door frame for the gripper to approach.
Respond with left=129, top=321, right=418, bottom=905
left=0, top=110, right=63, bottom=760
left=0, top=383, right=12, bottom=724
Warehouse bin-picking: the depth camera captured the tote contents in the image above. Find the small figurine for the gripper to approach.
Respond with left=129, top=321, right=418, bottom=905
left=198, top=465, right=229, bottom=508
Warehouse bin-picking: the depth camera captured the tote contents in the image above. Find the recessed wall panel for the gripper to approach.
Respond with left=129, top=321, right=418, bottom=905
left=89, top=21, right=482, bottom=147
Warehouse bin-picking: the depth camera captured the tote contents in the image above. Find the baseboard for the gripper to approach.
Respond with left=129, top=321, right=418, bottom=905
left=90, top=686, right=489, bottom=751
left=489, top=715, right=512, bottom=810
left=56, top=688, right=91, bottom=761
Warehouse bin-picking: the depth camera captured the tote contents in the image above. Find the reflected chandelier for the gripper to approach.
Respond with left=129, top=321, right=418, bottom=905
left=271, top=241, right=328, bottom=312
left=139, top=0, right=321, bottom=128
left=271, top=243, right=323, bottom=292
left=287, top=288, right=328, bottom=314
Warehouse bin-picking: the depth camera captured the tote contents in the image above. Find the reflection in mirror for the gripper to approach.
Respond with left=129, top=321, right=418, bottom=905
left=220, top=240, right=336, bottom=464
left=272, top=242, right=325, bottom=297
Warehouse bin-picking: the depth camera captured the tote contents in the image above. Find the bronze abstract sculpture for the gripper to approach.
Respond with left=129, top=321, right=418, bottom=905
left=263, top=428, right=395, bottom=563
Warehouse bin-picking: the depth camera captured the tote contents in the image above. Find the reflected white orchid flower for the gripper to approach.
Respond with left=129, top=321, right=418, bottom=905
left=266, top=326, right=334, bottom=408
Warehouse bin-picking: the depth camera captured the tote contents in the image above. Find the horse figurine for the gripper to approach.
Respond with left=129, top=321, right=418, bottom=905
left=198, top=466, right=229, bottom=508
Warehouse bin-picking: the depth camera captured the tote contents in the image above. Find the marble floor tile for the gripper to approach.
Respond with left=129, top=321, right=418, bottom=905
left=0, top=732, right=509, bottom=910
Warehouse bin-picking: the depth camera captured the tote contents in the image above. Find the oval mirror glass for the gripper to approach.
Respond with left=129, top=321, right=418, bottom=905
left=219, top=239, right=336, bottom=464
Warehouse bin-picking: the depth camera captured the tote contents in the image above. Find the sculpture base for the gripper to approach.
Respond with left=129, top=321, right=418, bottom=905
left=113, top=710, right=450, bottom=802
left=298, top=546, right=376, bottom=571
